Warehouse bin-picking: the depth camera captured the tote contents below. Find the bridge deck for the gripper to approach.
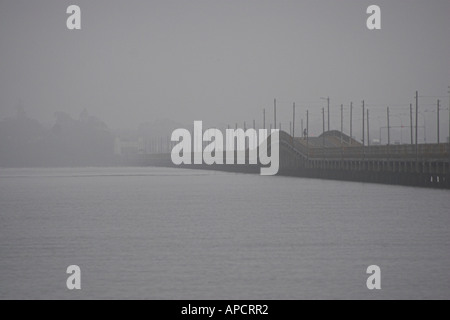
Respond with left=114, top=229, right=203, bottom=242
left=279, top=131, right=450, bottom=188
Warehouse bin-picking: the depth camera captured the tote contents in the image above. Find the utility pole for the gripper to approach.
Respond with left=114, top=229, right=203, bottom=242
left=290, top=122, right=292, bottom=136
left=322, top=107, right=325, bottom=147
left=274, top=99, right=277, bottom=130
left=437, top=100, right=440, bottom=144
left=367, top=109, right=370, bottom=149
left=340, top=104, right=343, bottom=144
left=415, top=91, right=419, bottom=164
left=320, top=97, right=330, bottom=132
left=387, top=107, right=390, bottom=145
left=244, top=121, right=246, bottom=131
left=327, top=97, right=330, bottom=132
left=410, top=104, right=413, bottom=145
left=350, top=102, right=353, bottom=145
left=306, top=110, right=309, bottom=158
left=446, top=87, right=450, bottom=167
left=362, top=100, right=365, bottom=146
left=292, top=102, right=296, bottom=138
left=301, top=119, right=304, bottom=138
left=416, top=91, right=418, bottom=145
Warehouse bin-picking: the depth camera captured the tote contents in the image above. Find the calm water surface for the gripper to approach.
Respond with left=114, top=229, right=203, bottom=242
left=0, top=167, right=449, bottom=299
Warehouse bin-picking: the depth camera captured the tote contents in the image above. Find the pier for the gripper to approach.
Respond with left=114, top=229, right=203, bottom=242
left=122, top=129, right=450, bottom=189
left=278, top=130, right=450, bottom=189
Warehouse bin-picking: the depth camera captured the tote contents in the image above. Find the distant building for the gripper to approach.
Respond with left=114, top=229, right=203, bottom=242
left=114, top=137, right=145, bottom=156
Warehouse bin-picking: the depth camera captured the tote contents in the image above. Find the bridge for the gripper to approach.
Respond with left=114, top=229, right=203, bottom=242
left=278, top=130, right=450, bottom=189
left=123, top=130, right=450, bottom=189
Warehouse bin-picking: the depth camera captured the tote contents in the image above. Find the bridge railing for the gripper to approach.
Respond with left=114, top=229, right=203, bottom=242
left=304, top=143, right=450, bottom=160
left=278, top=132, right=450, bottom=161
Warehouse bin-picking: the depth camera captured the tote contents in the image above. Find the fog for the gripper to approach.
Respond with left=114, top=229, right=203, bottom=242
left=0, top=0, right=449, bottom=166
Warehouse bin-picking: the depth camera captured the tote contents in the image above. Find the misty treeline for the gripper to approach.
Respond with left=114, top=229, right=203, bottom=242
left=0, top=107, right=115, bottom=167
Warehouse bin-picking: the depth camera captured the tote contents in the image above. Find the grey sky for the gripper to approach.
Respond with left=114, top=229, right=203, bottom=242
left=0, top=0, right=449, bottom=141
